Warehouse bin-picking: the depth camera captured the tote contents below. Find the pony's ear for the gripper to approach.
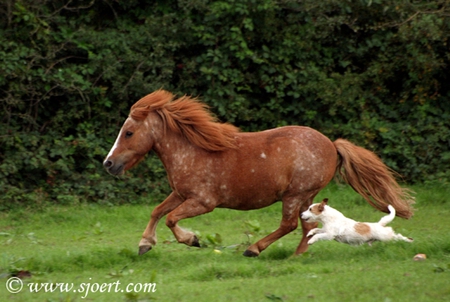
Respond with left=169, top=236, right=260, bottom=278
left=318, top=198, right=328, bottom=211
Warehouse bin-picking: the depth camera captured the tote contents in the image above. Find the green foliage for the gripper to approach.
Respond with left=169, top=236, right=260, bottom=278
left=1, top=0, right=449, bottom=207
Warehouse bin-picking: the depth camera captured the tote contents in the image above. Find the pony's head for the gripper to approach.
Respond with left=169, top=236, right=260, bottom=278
left=102, top=118, right=153, bottom=175
left=103, top=90, right=173, bottom=175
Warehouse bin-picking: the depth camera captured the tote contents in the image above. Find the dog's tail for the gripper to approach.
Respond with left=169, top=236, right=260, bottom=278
left=378, top=205, right=396, bottom=226
left=334, top=139, right=414, bottom=219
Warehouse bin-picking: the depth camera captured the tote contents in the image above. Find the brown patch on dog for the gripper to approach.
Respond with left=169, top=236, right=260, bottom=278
left=310, top=204, right=322, bottom=215
left=354, top=223, right=371, bottom=235
left=311, top=199, right=328, bottom=215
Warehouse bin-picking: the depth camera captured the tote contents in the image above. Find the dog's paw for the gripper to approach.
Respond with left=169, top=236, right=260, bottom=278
left=306, top=228, right=320, bottom=238
left=307, top=237, right=317, bottom=245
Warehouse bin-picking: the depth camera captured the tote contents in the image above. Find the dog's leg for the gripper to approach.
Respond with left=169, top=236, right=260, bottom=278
left=307, top=228, right=324, bottom=238
left=307, top=233, right=335, bottom=245
left=393, top=233, right=413, bottom=242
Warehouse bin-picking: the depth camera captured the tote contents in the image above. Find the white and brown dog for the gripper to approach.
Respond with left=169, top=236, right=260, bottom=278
left=301, top=198, right=413, bottom=246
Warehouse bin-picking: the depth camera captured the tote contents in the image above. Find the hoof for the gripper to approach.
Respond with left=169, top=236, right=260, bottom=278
left=243, top=249, right=259, bottom=257
left=191, top=235, right=200, bottom=247
left=138, top=245, right=152, bottom=255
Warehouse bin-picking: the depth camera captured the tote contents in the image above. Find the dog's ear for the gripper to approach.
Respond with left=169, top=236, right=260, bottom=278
left=318, top=198, right=328, bottom=212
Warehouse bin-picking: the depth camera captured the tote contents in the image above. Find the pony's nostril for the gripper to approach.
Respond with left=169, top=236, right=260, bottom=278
left=103, top=160, right=113, bottom=168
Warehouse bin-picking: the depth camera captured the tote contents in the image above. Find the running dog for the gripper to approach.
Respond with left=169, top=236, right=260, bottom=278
left=301, top=198, right=413, bottom=246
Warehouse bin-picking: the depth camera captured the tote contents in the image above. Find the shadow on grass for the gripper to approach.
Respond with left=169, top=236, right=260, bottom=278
left=259, top=246, right=294, bottom=261
left=14, top=246, right=162, bottom=274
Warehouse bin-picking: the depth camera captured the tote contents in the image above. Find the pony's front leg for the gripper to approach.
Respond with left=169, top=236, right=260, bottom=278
left=139, top=192, right=184, bottom=255
left=165, top=198, right=214, bottom=247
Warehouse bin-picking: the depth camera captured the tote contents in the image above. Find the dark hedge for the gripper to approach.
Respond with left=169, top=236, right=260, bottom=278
left=1, top=0, right=449, bottom=208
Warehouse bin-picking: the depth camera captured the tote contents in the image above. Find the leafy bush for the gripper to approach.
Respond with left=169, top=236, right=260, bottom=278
left=0, top=0, right=449, bottom=208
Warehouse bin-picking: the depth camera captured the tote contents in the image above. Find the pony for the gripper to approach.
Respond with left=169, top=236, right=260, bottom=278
left=103, top=90, right=414, bottom=257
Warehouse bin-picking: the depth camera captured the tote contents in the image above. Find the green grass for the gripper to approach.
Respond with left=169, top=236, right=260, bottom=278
left=0, top=182, right=449, bottom=302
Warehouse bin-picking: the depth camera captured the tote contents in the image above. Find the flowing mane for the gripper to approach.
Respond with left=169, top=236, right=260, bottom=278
left=129, top=90, right=239, bottom=151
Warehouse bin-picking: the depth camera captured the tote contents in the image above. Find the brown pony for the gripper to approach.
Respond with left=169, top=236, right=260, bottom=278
left=103, top=90, right=414, bottom=257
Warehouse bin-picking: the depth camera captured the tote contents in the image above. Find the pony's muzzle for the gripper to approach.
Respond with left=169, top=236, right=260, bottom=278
left=103, top=159, right=124, bottom=175
left=103, top=160, right=113, bottom=168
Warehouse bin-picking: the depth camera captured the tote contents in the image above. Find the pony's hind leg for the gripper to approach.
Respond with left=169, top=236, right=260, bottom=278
left=295, top=199, right=318, bottom=255
left=243, top=196, right=302, bottom=257
left=165, top=198, right=215, bottom=247
left=139, top=192, right=184, bottom=255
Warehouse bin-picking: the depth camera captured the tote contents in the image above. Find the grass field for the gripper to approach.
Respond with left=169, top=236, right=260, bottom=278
left=1, top=182, right=449, bottom=301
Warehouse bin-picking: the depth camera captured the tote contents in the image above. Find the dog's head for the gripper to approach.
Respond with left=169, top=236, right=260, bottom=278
left=301, top=198, right=328, bottom=223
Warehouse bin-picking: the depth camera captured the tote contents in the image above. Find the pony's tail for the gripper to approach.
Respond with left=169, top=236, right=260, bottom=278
left=334, top=139, right=414, bottom=219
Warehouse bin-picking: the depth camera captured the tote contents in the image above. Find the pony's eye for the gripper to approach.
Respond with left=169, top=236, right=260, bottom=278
left=125, top=131, right=133, bottom=138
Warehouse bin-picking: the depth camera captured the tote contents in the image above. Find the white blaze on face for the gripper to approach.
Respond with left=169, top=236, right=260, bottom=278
left=106, top=117, right=137, bottom=160
left=107, top=128, right=123, bottom=159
